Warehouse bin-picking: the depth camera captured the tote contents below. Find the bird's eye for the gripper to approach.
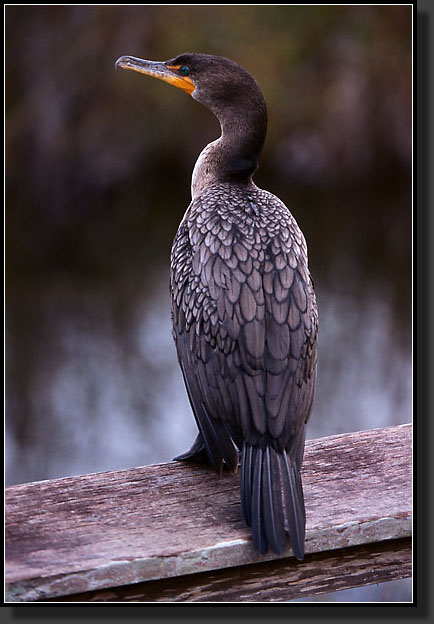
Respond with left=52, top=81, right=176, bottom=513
left=180, top=65, right=190, bottom=76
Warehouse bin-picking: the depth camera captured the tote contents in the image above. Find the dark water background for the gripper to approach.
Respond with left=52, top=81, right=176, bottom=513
left=5, top=5, right=412, bottom=602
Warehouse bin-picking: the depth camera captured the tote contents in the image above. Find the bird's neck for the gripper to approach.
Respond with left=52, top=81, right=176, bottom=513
left=191, top=105, right=267, bottom=199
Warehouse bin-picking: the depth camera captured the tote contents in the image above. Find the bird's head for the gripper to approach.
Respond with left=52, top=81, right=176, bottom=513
left=115, top=52, right=266, bottom=118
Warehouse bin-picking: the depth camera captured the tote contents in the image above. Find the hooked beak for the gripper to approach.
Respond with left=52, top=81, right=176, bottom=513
left=115, top=56, right=195, bottom=96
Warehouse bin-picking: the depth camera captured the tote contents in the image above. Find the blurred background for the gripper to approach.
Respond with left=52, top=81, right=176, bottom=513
left=5, top=5, right=412, bottom=602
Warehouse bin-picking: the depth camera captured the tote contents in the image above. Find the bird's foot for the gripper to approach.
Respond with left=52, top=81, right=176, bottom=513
left=174, top=433, right=210, bottom=464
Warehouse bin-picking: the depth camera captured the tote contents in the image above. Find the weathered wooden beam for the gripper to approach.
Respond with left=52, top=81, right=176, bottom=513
left=48, top=538, right=412, bottom=602
left=5, top=424, right=412, bottom=602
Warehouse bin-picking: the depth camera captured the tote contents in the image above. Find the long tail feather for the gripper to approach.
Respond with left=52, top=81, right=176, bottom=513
left=262, top=446, right=286, bottom=554
left=251, top=447, right=267, bottom=554
left=241, top=442, right=253, bottom=525
left=282, top=451, right=306, bottom=560
left=240, top=443, right=306, bottom=559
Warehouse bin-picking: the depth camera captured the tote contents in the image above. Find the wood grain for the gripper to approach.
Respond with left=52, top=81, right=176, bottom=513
left=51, top=538, right=412, bottom=602
left=5, top=424, right=412, bottom=602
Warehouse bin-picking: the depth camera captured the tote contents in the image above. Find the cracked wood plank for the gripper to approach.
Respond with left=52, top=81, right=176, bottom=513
left=5, top=423, right=412, bottom=602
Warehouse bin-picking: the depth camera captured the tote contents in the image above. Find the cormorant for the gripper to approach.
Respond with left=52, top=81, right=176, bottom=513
left=115, top=53, right=318, bottom=560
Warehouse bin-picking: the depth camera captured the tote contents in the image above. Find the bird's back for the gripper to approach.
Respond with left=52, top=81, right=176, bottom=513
left=171, top=181, right=317, bottom=557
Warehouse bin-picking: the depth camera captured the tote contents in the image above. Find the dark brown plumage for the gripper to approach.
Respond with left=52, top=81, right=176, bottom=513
left=116, top=52, right=318, bottom=559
